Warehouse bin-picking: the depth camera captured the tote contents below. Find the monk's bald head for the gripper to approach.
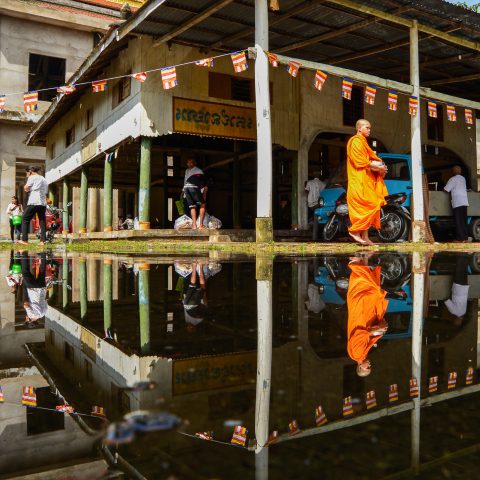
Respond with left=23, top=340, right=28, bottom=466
left=356, top=119, right=371, bottom=137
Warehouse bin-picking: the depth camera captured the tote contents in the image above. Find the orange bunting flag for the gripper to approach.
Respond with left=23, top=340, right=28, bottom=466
left=131, top=72, right=147, bottom=82
left=465, top=108, right=474, bottom=124
left=56, top=404, right=75, bottom=413
left=231, top=425, right=248, bottom=446
left=267, top=52, right=278, bottom=67
left=343, top=396, right=353, bottom=416
left=366, top=390, right=377, bottom=410
left=287, top=61, right=301, bottom=78
left=288, top=419, right=301, bottom=435
left=409, top=96, right=418, bottom=116
left=231, top=52, right=248, bottom=73
left=314, top=70, right=327, bottom=91
left=0, top=95, right=5, bottom=113
left=447, top=371, right=457, bottom=389
left=92, top=80, right=107, bottom=93
left=161, top=67, right=178, bottom=90
left=409, top=378, right=419, bottom=398
left=195, top=431, right=213, bottom=441
left=91, top=405, right=106, bottom=418
left=24, top=92, right=38, bottom=113
left=466, top=366, right=474, bottom=385
left=365, top=85, right=376, bottom=105
left=22, top=386, right=37, bottom=407
left=387, top=91, right=398, bottom=111
left=447, top=104, right=456, bottom=122
left=315, top=406, right=328, bottom=426
left=388, top=384, right=399, bottom=403
left=428, top=376, right=438, bottom=393
left=427, top=101, right=437, bottom=118
left=268, top=430, right=279, bottom=445
left=0, top=386, right=4, bottom=403
left=57, top=85, right=76, bottom=95
left=195, top=58, right=214, bottom=68
left=342, top=78, right=353, bottom=100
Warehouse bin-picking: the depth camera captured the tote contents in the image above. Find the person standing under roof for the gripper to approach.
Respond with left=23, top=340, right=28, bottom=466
left=444, top=165, right=469, bottom=242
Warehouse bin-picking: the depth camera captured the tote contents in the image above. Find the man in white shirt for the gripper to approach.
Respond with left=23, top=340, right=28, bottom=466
left=305, top=177, right=326, bottom=209
left=444, top=165, right=469, bottom=242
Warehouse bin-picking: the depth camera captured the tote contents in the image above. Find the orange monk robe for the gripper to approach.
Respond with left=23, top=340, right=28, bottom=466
left=346, top=134, right=388, bottom=232
left=347, top=264, right=389, bottom=364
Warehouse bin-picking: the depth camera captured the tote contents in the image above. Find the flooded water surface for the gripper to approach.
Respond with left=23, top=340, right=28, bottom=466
left=0, top=250, right=479, bottom=479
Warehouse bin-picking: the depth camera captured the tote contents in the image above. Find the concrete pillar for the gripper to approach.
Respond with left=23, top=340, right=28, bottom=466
left=79, top=257, right=87, bottom=321
left=103, top=258, right=112, bottom=336
left=255, top=0, right=273, bottom=243
left=139, top=263, right=150, bottom=354
left=139, top=137, right=152, bottom=230
left=103, top=155, right=113, bottom=232
left=62, top=178, right=69, bottom=234
left=233, top=140, right=241, bottom=228
left=291, top=155, right=298, bottom=229
left=79, top=168, right=88, bottom=234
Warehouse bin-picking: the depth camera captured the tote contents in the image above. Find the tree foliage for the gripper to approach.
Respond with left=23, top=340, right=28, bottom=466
left=454, top=2, right=480, bottom=12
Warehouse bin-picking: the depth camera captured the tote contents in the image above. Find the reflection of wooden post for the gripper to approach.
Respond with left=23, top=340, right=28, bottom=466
left=103, top=259, right=112, bottom=335
left=79, top=257, right=87, bottom=322
left=62, top=255, right=68, bottom=309
left=139, top=263, right=150, bottom=354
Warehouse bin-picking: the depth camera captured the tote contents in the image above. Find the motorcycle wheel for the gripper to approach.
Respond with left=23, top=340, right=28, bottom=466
left=322, top=216, right=339, bottom=241
left=378, top=210, right=408, bottom=243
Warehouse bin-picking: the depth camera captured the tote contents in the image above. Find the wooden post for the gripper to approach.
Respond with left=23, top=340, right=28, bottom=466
left=255, top=0, right=273, bottom=242
left=48, top=186, right=55, bottom=206
left=291, top=154, right=298, bottom=230
left=233, top=140, right=241, bottom=228
left=62, top=178, right=69, bottom=234
left=139, top=263, right=150, bottom=354
left=103, top=154, right=113, bottom=232
left=410, top=20, right=426, bottom=242
left=139, top=137, right=152, bottom=230
left=79, top=168, right=88, bottom=234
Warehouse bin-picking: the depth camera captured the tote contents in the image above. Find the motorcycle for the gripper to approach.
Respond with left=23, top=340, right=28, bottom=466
left=322, top=192, right=410, bottom=243
left=35, top=202, right=72, bottom=244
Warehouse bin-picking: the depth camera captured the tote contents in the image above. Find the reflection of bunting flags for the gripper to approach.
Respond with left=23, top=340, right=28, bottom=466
left=22, top=386, right=37, bottom=406
left=342, top=396, right=353, bottom=416
left=56, top=404, right=75, bottom=413
left=446, top=104, right=456, bottom=122
left=195, top=58, right=214, bottom=68
left=231, top=425, right=248, bottom=446
left=466, top=366, right=474, bottom=385
left=447, top=371, right=457, bottom=389
left=388, top=384, right=398, bottom=403
left=231, top=52, right=248, bottom=73
left=428, top=376, right=438, bottom=393
left=161, top=67, right=178, bottom=90
left=0, top=95, right=5, bottom=113
left=427, top=101, right=437, bottom=118
left=91, top=406, right=106, bottom=418
left=314, top=70, right=327, bottom=91
left=195, top=431, right=213, bottom=441
left=24, top=92, right=38, bottom=112
left=0, top=386, right=4, bottom=403
left=315, top=406, right=327, bottom=426
left=268, top=430, right=279, bottom=444
left=409, top=96, right=418, bottom=116
left=92, top=80, right=107, bottom=93
left=366, top=391, right=377, bottom=410
left=409, top=378, right=419, bottom=398
left=286, top=61, right=301, bottom=78
left=267, top=52, right=278, bottom=67
left=387, top=91, right=398, bottom=111
left=465, top=108, right=473, bottom=125
left=57, top=85, right=76, bottom=95
left=365, top=85, right=376, bottom=105
left=131, top=72, right=147, bottom=83
left=342, top=78, right=353, bottom=100
left=288, top=419, right=300, bottom=435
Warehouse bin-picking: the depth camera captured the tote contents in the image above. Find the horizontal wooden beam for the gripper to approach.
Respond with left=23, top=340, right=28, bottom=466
left=423, top=71, right=480, bottom=87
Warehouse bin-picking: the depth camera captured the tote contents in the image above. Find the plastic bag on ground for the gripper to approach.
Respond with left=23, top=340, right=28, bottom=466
left=196, top=213, right=211, bottom=228
left=174, top=214, right=193, bottom=230
left=208, top=215, right=222, bottom=229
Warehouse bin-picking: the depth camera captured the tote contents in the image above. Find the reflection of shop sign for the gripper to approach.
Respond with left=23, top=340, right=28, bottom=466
left=173, top=98, right=257, bottom=140
left=173, top=352, right=256, bottom=395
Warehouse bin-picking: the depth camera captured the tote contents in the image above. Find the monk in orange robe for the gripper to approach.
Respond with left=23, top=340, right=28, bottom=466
left=347, top=119, right=388, bottom=245
left=347, top=258, right=389, bottom=377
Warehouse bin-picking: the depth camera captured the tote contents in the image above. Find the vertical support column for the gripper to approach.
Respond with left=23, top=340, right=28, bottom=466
left=103, top=154, right=113, bottom=232
left=139, top=263, right=150, bottom=354
left=79, top=256, right=87, bottom=322
left=79, top=168, right=88, bottom=234
left=291, top=155, right=298, bottom=230
left=139, top=137, right=152, bottom=230
left=103, top=258, right=112, bottom=337
left=62, top=178, right=69, bottom=235
left=255, top=0, right=273, bottom=243
left=475, top=117, right=480, bottom=191
left=48, top=186, right=55, bottom=206
left=233, top=140, right=241, bottom=229
left=62, top=254, right=69, bottom=310
left=410, top=20, right=426, bottom=242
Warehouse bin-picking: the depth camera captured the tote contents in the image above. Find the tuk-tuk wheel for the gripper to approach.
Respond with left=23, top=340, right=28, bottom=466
left=468, top=217, right=480, bottom=241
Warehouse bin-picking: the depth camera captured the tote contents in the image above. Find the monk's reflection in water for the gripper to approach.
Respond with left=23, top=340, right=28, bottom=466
left=347, top=255, right=389, bottom=377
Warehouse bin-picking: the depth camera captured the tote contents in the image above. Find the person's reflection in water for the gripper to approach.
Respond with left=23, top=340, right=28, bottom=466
left=347, top=256, right=389, bottom=376
left=21, top=252, right=48, bottom=327
left=5, top=250, right=23, bottom=294
left=445, top=254, right=470, bottom=327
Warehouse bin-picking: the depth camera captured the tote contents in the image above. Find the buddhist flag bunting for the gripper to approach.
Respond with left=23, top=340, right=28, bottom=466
left=388, top=384, right=399, bottom=403
left=161, top=67, right=178, bottom=90
left=287, top=61, right=301, bottom=78
left=57, top=85, right=76, bottom=95
left=0, top=386, right=4, bottom=403
left=22, top=386, right=37, bottom=407
left=427, top=101, right=437, bottom=118
left=56, top=404, right=75, bottom=413
left=387, top=91, right=398, bottom=111
left=465, top=108, right=473, bottom=125
left=231, top=52, right=248, bottom=73
left=195, top=431, right=213, bottom=441
left=447, top=371, right=457, bottom=389
left=466, top=366, right=474, bottom=385
left=315, top=406, right=328, bottom=426
left=342, top=78, right=353, bottom=100
left=365, top=85, right=376, bottom=105
left=288, top=419, right=301, bottom=435
left=24, top=92, right=38, bottom=113
left=0, top=95, right=5, bottom=113
left=428, top=376, right=438, bottom=394
left=268, top=430, right=279, bottom=445
left=267, top=52, right=278, bottom=67
left=91, top=405, right=106, bottom=418
left=195, top=58, right=214, bottom=68
left=447, top=104, right=456, bottom=122
left=131, top=72, right=147, bottom=83
left=366, top=391, right=377, bottom=410
left=231, top=425, right=248, bottom=446
left=409, top=378, right=419, bottom=398
left=92, top=80, right=107, bottom=93
left=409, top=96, right=418, bottom=116
left=314, top=70, right=327, bottom=91
left=343, top=396, right=353, bottom=416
